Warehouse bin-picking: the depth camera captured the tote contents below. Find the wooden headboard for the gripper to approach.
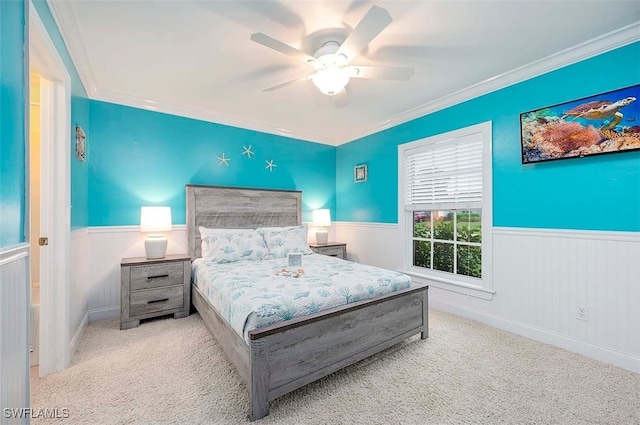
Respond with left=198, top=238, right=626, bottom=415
left=186, top=185, right=302, bottom=259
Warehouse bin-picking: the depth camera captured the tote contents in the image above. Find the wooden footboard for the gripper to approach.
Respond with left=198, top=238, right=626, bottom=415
left=248, top=284, right=428, bottom=420
left=192, top=283, right=428, bottom=421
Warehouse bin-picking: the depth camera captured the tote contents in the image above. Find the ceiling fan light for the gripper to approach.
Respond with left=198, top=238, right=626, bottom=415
left=335, top=53, right=349, bottom=66
left=312, top=68, right=350, bottom=96
left=315, top=41, right=341, bottom=58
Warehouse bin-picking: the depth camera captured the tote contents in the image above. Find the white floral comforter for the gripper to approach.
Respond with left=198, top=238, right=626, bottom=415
left=192, top=254, right=412, bottom=342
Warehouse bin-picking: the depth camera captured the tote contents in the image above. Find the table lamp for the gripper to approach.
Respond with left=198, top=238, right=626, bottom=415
left=312, top=209, right=331, bottom=245
left=140, top=206, right=172, bottom=259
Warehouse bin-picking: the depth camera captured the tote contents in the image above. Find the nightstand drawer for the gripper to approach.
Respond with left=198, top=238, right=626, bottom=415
left=317, top=246, right=345, bottom=258
left=129, top=285, right=184, bottom=317
left=310, top=243, right=347, bottom=259
left=130, top=262, right=184, bottom=291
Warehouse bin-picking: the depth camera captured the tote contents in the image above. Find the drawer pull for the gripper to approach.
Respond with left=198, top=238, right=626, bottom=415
left=147, top=274, right=169, bottom=280
left=147, top=298, right=169, bottom=304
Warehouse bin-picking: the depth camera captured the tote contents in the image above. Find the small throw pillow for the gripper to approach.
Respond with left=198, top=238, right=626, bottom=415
left=199, top=227, right=268, bottom=262
left=257, top=224, right=313, bottom=258
left=199, top=227, right=247, bottom=257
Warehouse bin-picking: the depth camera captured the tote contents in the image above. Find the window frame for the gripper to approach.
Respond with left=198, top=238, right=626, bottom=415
left=398, top=121, right=494, bottom=299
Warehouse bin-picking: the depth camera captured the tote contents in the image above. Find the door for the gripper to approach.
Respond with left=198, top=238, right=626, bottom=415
left=30, top=2, right=72, bottom=377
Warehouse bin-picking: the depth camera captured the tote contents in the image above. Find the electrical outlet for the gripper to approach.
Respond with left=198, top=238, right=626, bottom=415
left=577, top=305, right=589, bottom=321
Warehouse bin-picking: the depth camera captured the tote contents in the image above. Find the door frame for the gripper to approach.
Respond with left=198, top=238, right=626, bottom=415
left=29, top=1, right=71, bottom=376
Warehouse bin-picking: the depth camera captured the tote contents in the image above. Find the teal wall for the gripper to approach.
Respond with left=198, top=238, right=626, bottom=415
left=88, top=101, right=336, bottom=226
left=32, top=0, right=90, bottom=230
left=69, top=96, right=89, bottom=229
left=11, top=4, right=638, bottom=235
left=0, top=0, right=27, bottom=247
left=336, top=42, right=640, bottom=232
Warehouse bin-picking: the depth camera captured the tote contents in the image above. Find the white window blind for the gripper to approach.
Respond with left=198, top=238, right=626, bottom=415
left=403, top=131, right=483, bottom=211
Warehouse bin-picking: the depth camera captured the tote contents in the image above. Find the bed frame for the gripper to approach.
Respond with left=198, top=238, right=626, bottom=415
left=186, top=184, right=428, bottom=421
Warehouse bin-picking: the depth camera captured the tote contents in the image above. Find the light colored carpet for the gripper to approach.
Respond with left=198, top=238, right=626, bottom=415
left=31, top=310, right=639, bottom=425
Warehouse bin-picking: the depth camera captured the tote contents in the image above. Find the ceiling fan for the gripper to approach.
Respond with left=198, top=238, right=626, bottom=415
left=250, top=5, right=414, bottom=107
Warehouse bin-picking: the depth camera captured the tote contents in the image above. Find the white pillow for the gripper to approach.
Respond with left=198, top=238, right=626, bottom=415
left=257, top=224, right=313, bottom=258
left=199, top=227, right=247, bottom=255
left=198, top=227, right=268, bottom=262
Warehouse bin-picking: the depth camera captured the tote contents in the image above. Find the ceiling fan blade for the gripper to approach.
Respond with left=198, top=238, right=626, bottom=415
left=351, top=65, right=414, bottom=81
left=262, top=73, right=314, bottom=92
left=332, top=89, right=349, bottom=109
left=251, top=33, right=317, bottom=66
left=337, top=6, right=392, bottom=61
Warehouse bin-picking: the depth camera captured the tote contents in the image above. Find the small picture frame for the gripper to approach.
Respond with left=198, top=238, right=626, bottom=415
left=354, top=164, right=367, bottom=183
left=287, top=253, right=303, bottom=268
left=75, top=125, right=86, bottom=162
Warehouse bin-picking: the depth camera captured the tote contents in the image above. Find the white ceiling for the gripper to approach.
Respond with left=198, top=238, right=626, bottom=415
left=48, top=1, right=640, bottom=145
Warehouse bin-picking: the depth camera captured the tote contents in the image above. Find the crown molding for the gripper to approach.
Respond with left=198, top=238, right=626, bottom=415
left=91, top=88, right=337, bottom=146
left=334, top=22, right=640, bottom=145
left=47, top=1, right=638, bottom=148
left=46, top=0, right=335, bottom=146
left=47, top=0, right=100, bottom=97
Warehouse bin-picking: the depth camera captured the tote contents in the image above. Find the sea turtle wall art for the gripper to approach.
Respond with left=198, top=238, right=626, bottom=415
left=520, top=84, right=640, bottom=164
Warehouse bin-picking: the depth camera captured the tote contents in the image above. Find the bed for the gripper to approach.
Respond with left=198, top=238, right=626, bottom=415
left=187, top=184, right=429, bottom=420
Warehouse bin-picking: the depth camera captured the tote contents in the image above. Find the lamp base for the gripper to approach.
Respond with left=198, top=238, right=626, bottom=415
left=315, top=229, right=329, bottom=245
left=145, top=235, right=167, bottom=259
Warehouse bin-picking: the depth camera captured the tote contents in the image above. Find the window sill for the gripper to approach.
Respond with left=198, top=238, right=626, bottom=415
left=402, top=270, right=495, bottom=300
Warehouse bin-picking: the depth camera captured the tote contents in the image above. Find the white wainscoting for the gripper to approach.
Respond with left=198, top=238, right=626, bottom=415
left=84, top=222, right=639, bottom=372
left=335, top=222, right=640, bottom=373
left=0, top=243, right=30, bottom=421
left=334, top=222, right=401, bottom=270
left=87, top=226, right=188, bottom=321
left=86, top=223, right=330, bottom=322
left=69, top=228, right=89, bottom=356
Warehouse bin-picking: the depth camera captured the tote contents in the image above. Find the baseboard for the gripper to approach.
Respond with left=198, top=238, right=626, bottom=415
left=88, top=306, right=119, bottom=322
left=430, top=298, right=640, bottom=374
left=69, top=311, right=88, bottom=357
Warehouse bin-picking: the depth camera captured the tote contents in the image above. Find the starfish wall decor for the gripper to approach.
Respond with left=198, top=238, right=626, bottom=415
left=217, top=153, right=230, bottom=166
left=214, top=148, right=277, bottom=172
left=242, top=145, right=255, bottom=158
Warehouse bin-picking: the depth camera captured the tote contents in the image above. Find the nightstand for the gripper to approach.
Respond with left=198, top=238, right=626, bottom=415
left=120, top=253, right=191, bottom=330
left=309, top=242, right=347, bottom=260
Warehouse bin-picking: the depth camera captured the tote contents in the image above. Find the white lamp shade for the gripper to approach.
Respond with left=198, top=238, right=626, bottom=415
left=312, top=209, right=331, bottom=227
left=140, top=206, right=172, bottom=232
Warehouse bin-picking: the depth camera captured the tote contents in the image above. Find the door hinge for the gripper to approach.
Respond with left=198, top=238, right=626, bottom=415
left=38, top=237, right=48, bottom=246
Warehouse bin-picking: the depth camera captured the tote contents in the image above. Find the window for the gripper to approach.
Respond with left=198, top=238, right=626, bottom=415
left=412, top=209, right=482, bottom=278
left=399, top=122, right=492, bottom=295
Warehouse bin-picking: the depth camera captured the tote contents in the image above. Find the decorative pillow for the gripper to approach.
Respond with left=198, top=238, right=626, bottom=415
left=257, top=224, right=313, bottom=258
left=198, top=227, right=268, bottom=263
left=199, top=227, right=247, bottom=256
